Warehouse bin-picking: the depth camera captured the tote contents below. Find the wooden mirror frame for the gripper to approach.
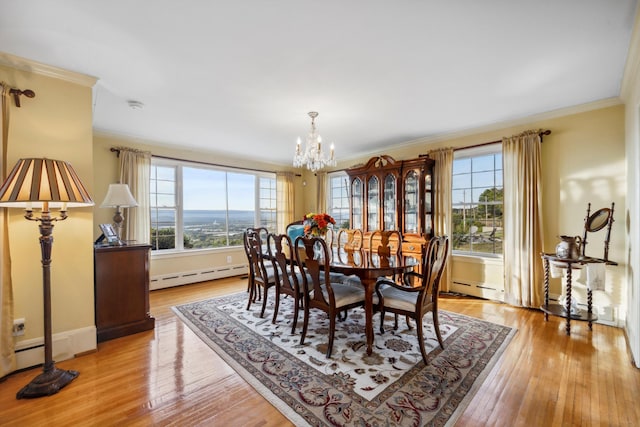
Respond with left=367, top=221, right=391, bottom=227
left=586, top=208, right=611, bottom=232
left=581, top=202, right=616, bottom=263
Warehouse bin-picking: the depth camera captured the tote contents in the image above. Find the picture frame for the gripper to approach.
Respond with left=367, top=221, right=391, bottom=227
left=99, top=223, right=120, bottom=245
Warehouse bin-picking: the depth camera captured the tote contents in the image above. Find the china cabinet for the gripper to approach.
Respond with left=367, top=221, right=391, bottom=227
left=346, top=155, right=435, bottom=260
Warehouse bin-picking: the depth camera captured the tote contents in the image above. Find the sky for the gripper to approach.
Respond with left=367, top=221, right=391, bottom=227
left=182, top=167, right=256, bottom=210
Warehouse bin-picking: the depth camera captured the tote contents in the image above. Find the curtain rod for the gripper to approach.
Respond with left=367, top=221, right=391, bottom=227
left=3, top=84, right=36, bottom=108
left=452, top=129, right=551, bottom=152
left=110, top=148, right=301, bottom=176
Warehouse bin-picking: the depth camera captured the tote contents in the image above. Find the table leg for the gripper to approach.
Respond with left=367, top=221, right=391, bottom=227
left=362, top=279, right=375, bottom=356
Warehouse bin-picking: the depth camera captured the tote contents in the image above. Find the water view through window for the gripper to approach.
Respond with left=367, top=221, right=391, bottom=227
left=152, top=209, right=256, bottom=249
left=150, top=160, right=276, bottom=251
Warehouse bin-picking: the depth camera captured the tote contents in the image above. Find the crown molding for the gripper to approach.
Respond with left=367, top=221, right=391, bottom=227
left=366, top=97, right=622, bottom=158
left=338, top=97, right=623, bottom=166
left=0, top=52, right=97, bottom=87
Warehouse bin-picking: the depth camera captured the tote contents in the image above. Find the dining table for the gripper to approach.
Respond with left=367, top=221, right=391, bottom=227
left=327, top=249, right=417, bottom=356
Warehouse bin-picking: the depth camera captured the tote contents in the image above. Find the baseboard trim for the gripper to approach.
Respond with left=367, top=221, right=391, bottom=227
left=14, top=326, right=97, bottom=371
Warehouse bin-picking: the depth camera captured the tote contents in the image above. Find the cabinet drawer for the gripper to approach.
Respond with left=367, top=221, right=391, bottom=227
left=402, top=241, right=423, bottom=254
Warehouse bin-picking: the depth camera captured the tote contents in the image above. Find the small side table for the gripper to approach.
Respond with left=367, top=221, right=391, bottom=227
left=540, top=253, right=599, bottom=335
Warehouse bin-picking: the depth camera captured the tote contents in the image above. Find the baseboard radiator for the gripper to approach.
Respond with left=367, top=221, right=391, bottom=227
left=150, top=263, right=248, bottom=290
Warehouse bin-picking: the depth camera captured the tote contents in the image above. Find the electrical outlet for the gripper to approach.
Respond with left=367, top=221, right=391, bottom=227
left=12, top=318, right=25, bottom=337
left=226, top=255, right=232, bottom=264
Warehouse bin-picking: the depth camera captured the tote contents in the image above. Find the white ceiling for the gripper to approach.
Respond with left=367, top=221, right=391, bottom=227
left=0, top=1, right=637, bottom=166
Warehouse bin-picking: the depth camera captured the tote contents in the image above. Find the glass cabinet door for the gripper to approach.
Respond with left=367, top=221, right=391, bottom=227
left=351, top=178, right=363, bottom=230
left=383, top=174, right=397, bottom=230
left=367, top=176, right=379, bottom=231
left=404, top=170, right=418, bottom=233
left=424, top=173, right=432, bottom=235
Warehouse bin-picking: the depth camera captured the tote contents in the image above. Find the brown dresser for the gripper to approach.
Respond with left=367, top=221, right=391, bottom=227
left=94, top=243, right=155, bottom=342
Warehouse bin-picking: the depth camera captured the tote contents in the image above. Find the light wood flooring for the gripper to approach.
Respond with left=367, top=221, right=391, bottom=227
left=1, top=277, right=639, bottom=426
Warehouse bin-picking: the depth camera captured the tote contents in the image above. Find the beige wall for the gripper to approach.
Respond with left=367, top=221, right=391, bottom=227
left=1, top=60, right=96, bottom=353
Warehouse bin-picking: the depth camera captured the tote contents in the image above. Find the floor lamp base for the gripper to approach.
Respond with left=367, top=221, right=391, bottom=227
left=16, top=366, right=79, bottom=399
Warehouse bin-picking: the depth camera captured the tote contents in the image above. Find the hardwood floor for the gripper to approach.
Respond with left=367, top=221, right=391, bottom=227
left=1, top=276, right=639, bottom=426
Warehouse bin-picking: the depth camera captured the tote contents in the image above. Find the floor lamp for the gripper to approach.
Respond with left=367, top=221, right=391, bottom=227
left=0, top=158, right=94, bottom=399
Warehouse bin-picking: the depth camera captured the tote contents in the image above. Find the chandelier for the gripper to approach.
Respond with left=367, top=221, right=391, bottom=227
left=293, top=111, right=337, bottom=172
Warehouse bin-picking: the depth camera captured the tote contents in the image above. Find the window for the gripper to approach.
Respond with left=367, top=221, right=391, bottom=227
left=259, top=176, right=276, bottom=231
left=150, top=158, right=276, bottom=251
left=451, top=144, right=503, bottom=256
left=328, top=172, right=350, bottom=229
left=150, top=164, right=177, bottom=250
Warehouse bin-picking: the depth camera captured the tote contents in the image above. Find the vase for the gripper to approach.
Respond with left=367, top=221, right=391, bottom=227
left=555, top=235, right=582, bottom=259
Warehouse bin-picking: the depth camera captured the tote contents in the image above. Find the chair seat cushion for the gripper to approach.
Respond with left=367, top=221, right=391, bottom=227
left=342, top=274, right=362, bottom=288
left=328, top=272, right=349, bottom=284
left=263, top=268, right=277, bottom=283
left=294, top=269, right=348, bottom=287
left=380, top=286, right=428, bottom=312
left=312, top=283, right=365, bottom=308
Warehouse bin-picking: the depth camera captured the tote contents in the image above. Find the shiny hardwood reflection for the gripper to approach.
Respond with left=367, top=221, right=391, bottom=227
left=1, top=277, right=639, bottom=426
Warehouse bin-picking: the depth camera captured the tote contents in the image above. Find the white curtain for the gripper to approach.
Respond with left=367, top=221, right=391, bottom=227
left=118, top=148, right=151, bottom=244
left=0, top=83, right=16, bottom=377
left=429, top=148, right=454, bottom=292
left=276, top=172, right=295, bottom=234
left=503, top=130, right=545, bottom=307
left=316, top=171, right=327, bottom=213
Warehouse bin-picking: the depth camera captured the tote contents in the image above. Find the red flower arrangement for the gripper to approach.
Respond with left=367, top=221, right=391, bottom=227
left=303, top=212, right=336, bottom=237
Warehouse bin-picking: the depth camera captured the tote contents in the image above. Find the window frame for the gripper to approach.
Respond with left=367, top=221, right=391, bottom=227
left=451, top=143, right=503, bottom=258
left=150, top=156, right=276, bottom=253
left=327, top=171, right=350, bottom=230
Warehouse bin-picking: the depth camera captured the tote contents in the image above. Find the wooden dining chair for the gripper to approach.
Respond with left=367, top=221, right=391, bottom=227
left=295, top=235, right=366, bottom=358
left=244, top=227, right=269, bottom=296
left=245, top=229, right=277, bottom=317
left=369, top=229, right=403, bottom=281
left=368, top=229, right=403, bottom=259
left=337, top=228, right=364, bottom=252
left=375, top=235, right=449, bottom=365
left=268, top=233, right=304, bottom=334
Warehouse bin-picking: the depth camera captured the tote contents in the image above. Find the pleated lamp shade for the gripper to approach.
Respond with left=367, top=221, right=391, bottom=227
left=0, top=158, right=94, bottom=208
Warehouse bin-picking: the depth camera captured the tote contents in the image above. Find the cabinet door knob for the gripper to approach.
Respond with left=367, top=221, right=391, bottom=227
left=409, top=245, right=415, bottom=250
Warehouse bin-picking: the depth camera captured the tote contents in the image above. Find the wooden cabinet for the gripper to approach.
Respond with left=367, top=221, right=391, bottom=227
left=94, top=244, right=155, bottom=342
left=349, top=155, right=402, bottom=232
left=346, top=155, right=435, bottom=259
left=401, top=157, right=434, bottom=238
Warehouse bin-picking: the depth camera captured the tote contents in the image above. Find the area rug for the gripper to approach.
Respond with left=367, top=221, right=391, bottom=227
left=172, top=292, right=516, bottom=426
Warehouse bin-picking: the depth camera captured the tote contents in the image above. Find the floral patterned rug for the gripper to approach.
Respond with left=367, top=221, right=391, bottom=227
left=172, top=292, right=515, bottom=426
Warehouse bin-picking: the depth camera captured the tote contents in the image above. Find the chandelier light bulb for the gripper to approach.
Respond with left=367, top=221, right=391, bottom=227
left=296, top=137, right=302, bottom=155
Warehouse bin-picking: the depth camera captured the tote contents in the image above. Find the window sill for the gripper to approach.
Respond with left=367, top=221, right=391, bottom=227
left=151, top=245, right=243, bottom=259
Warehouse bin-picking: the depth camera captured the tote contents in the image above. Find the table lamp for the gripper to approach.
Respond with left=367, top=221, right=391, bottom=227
left=99, top=183, right=138, bottom=240
left=0, top=158, right=93, bottom=398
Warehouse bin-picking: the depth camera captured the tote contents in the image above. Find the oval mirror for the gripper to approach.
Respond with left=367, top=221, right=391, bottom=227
left=586, top=208, right=611, bottom=232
